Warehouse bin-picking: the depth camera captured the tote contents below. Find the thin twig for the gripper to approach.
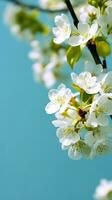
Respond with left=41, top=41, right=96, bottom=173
left=65, top=0, right=79, bottom=27
left=65, top=0, right=103, bottom=66
left=103, top=59, right=107, bottom=69
left=1, top=0, right=68, bottom=13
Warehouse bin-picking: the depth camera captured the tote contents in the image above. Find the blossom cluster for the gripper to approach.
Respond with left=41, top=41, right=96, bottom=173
left=28, top=40, right=67, bottom=88
left=4, top=4, right=48, bottom=40
left=52, top=0, right=112, bottom=62
left=94, top=179, right=112, bottom=200
left=4, top=0, right=112, bottom=160
left=45, top=66, right=112, bottom=159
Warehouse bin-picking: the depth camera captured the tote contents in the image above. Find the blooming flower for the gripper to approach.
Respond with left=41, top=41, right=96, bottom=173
left=28, top=40, right=42, bottom=61
left=52, top=109, right=80, bottom=128
left=86, top=94, right=112, bottom=127
left=56, top=127, right=80, bottom=150
left=32, top=63, right=56, bottom=88
left=100, top=71, right=112, bottom=94
left=79, top=5, right=98, bottom=23
left=68, top=22, right=98, bottom=47
left=45, top=84, right=74, bottom=114
left=98, top=3, right=112, bottom=39
left=85, top=126, right=112, bottom=158
left=71, top=72, right=100, bottom=94
left=94, top=179, right=112, bottom=200
left=90, top=94, right=112, bottom=115
left=29, top=40, right=67, bottom=88
left=53, top=14, right=71, bottom=44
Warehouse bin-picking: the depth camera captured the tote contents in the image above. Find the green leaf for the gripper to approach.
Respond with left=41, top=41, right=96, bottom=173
left=66, top=46, right=82, bottom=69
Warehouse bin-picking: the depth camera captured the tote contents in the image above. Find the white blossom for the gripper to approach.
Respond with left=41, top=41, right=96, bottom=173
left=94, top=179, right=112, bottom=200
left=46, top=69, right=112, bottom=159
left=71, top=72, right=100, bottom=94
left=29, top=40, right=67, bottom=88
left=86, top=94, right=112, bottom=127
left=4, top=4, right=34, bottom=40
left=45, top=84, right=74, bottom=114
left=68, top=22, right=98, bottom=47
left=90, top=94, right=112, bottom=116
left=53, top=14, right=71, bottom=44
left=85, top=126, right=112, bottom=158
left=28, top=40, right=42, bottom=61
left=32, top=62, right=56, bottom=89
left=56, top=127, right=80, bottom=150
left=52, top=109, right=80, bottom=128
left=100, top=71, right=112, bottom=94
left=79, top=5, right=97, bottom=23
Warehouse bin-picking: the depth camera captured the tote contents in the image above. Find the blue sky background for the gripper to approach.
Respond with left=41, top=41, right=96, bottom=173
left=0, top=1, right=112, bottom=200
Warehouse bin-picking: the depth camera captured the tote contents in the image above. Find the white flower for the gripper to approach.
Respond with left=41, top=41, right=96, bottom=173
left=52, top=109, right=80, bottom=128
left=45, top=84, right=73, bottom=114
left=52, top=14, right=71, bottom=44
left=28, top=40, right=41, bottom=61
left=100, top=71, right=112, bottom=94
left=79, top=5, right=97, bottom=23
left=56, top=127, right=80, bottom=150
left=86, top=111, right=109, bottom=127
left=71, top=72, right=100, bottom=94
left=90, top=94, right=112, bottom=115
left=32, top=62, right=56, bottom=88
left=98, top=6, right=112, bottom=38
left=43, top=70, right=56, bottom=88
left=86, top=94, right=112, bottom=127
left=85, top=126, right=112, bottom=158
left=68, top=22, right=98, bottom=47
left=68, top=146, right=82, bottom=160
left=4, top=4, right=20, bottom=26
left=94, top=179, right=112, bottom=200
left=4, top=4, right=34, bottom=40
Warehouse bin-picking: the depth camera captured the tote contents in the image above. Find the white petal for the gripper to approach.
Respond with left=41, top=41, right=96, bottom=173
left=78, top=22, right=90, bottom=34
left=71, top=72, right=78, bottom=82
left=68, top=146, right=81, bottom=160
left=48, top=89, right=58, bottom=102
left=89, top=23, right=98, bottom=37
left=45, top=102, right=60, bottom=114
left=68, top=35, right=83, bottom=46
left=52, top=120, right=67, bottom=128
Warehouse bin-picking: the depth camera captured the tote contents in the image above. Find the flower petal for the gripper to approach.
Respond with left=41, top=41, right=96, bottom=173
left=45, top=102, right=60, bottom=114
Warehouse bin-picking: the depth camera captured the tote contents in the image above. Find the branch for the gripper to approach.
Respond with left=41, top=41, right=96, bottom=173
left=65, top=0, right=103, bottom=66
left=103, top=59, right=107, bottom=69
left=1, top=0, right=68, bottom=13
left=65, top=0, right=79, bottom=27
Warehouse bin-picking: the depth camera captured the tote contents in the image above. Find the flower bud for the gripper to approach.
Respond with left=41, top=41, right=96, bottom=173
left=96, top=40, right=111, bottom=58
left=88, top=0, right=98, bottom=7
left=88, top=0, right=106, bottom=8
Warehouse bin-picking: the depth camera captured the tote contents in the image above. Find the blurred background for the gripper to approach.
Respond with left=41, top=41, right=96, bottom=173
left=0, top=1, right=112, bottom=200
